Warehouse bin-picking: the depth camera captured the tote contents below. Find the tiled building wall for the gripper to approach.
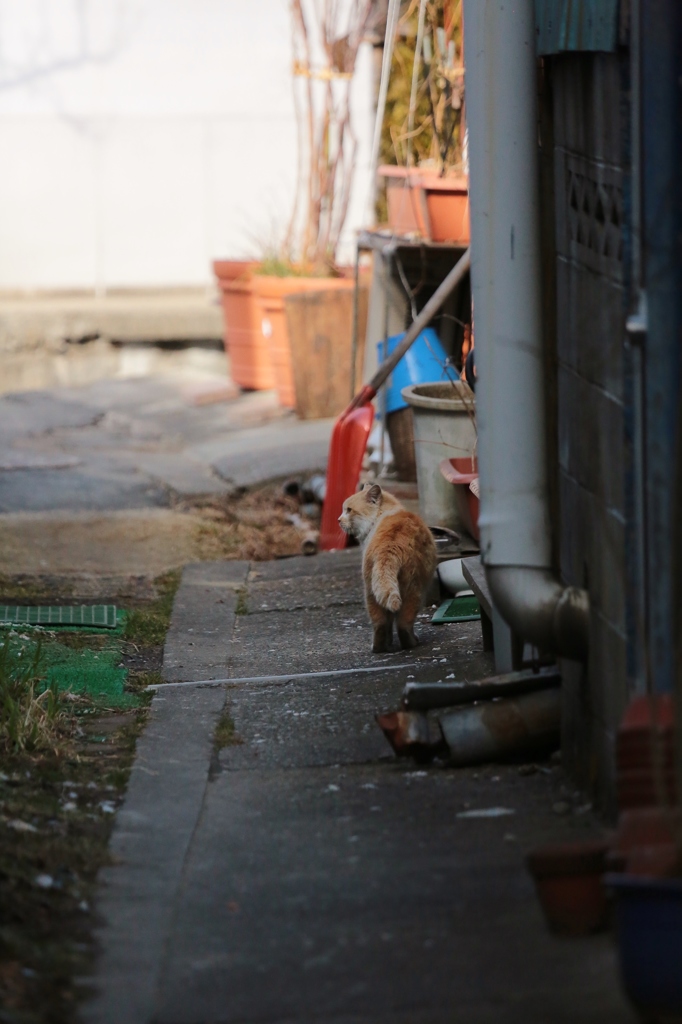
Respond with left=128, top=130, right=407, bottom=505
left=550, top=53, right=630, bottom=812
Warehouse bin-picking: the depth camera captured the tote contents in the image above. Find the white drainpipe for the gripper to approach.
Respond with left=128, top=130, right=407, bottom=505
left=462, top=0, right=589, bottom=660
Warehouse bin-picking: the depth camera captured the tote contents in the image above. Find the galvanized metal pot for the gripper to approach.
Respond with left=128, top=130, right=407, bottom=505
left=401, top=381, right=476, bottom=532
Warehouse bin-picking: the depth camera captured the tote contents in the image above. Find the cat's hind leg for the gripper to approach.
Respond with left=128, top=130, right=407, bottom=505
left=366, top=592, right=393, bottom=653
left=396, top=590, right=422, bottom=650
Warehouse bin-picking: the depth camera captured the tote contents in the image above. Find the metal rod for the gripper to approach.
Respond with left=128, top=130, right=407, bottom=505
left=402, top=666, right=560, bottom=711
left=149, top=663, right=410, bottom=691
left=406, top=0, right=428, bottom=169
left=367, top=0, right=402, bottom=221
left=367, top=247, right=470, bottom=395
left=350, top=240, right=361, bottom=400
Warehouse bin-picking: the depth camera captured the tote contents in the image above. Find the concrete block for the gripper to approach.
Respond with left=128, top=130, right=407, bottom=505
left=556, top=257, right=625, bottom=399
left=558, top=366, right=624, bottom=514
left=559, top=472, right=625, bottom=631
left=589, top=610, right=630, bottom=735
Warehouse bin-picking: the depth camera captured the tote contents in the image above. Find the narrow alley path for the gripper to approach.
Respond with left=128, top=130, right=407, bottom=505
left=84, top=552, right=634, bottom=1024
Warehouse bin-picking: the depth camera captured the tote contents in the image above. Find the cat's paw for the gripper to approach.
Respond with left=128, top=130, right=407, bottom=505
left=372, top=625, right=390, bottom=653
left=398, top=627, right=418, bottom=650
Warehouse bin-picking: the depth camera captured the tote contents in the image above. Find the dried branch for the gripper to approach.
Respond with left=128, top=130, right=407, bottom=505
left=289, top=0, right=373, bottom=269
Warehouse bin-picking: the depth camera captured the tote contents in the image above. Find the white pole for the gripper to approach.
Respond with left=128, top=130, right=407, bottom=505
left=366, top=0, right=401, bottom=220
left=463, top=0, right=589, bottom=657
left=406, top=0, right=428, bottom=169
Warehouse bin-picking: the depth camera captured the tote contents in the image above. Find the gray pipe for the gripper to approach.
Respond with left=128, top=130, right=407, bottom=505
left=463, top=0, right=589, bottom=661
left=487, top=568, right=590, bottom=662
left=439, top=687, right=561, bottom=766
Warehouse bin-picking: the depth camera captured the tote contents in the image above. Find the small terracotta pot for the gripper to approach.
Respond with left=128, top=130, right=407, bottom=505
left=213, top=260, right=275, bottom=391
left=526, top=839, right=611, bottom=936
left=379, top=165, right=470, bottom=243
left=253, top=275, right=353, bottom=408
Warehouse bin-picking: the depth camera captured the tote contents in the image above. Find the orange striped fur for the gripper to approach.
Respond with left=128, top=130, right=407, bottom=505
left=338, top=484, right=437, bottom=653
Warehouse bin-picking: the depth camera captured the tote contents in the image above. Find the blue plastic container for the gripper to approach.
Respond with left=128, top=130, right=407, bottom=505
left=377, top=328, right=450, bottom=415
left=607, top=874, right=682, bottom=1018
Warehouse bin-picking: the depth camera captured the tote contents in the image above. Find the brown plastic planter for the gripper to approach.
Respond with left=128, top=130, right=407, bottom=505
left=253, top=275, right=353, bottom=409
left=526, top=840, right=611, bottom=936
left=213, top=260, right=275, bottom=391
left=379, top=165, right=470, bottom=243
left=284, top=285, right=368, bottom=420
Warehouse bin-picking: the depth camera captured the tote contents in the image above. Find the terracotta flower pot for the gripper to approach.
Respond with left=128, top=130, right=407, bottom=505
left=526, top=839, right=611, bottom=936
left=379, top=165, right=470, bottom=244
left=213, top=260, right=275, bottom=391
left=253, top=275, right=353, bottom=409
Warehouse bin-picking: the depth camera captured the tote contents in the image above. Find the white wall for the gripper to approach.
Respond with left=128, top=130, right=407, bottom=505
left=0, top=0, right=374, bottom=290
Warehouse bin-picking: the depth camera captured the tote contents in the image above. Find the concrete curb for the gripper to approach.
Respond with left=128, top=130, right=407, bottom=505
left=82, top=685, right=226, bottom=1024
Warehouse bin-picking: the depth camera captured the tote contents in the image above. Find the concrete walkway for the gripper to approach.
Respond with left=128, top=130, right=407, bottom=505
left=0, top=376, right=333, bottom=585
left=83, top=553, right=634, bottom=1024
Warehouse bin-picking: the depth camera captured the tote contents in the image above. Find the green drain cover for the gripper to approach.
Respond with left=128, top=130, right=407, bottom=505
left=431, top=595, right=481, bottom=624
left=0, top=605, right=118, bottom=629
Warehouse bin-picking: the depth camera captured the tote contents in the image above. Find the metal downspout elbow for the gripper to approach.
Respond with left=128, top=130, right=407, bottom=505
left=486, top=566, right=590, bottom=662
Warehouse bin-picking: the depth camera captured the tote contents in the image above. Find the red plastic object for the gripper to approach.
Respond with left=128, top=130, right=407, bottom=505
left=439, top=456, right=480, bottom=540
left=319, top=386, right=376, bottom=550
left=616, top=695, right=677, bottom=810
left=613, top=697, right=680, bottom=877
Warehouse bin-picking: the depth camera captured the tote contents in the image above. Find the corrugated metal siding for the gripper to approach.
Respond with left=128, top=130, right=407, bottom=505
left=535, top=0, right=620, bottom=54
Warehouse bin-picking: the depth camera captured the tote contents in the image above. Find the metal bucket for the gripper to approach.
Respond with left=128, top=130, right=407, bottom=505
left=401, top=381, right=476, bottom=531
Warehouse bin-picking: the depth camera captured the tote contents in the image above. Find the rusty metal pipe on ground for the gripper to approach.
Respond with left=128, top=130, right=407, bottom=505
left=438, top=687, right=561, bottom=766
left=287, top=513, right=319, bottom=556
left=402, top=666, right=560, bottom=712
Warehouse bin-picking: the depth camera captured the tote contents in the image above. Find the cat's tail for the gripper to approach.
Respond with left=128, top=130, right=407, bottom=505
left=372, top=558, right=402, bottom=613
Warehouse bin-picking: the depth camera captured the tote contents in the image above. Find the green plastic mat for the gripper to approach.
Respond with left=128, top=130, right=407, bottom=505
left=1, top=630, right=139, bottom=710
left=42, top=642, right=136, bottom=709
left=432, top=595, right=481, bottom=624
left=0, top=605, right=118, bottom=629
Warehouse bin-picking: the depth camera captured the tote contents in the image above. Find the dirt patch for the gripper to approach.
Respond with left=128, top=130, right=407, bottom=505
left=0, top=483, right=315, bottom=582
left=175, top=483, right=313, bottom=562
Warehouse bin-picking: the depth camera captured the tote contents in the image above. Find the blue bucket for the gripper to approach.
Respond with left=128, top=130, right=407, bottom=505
left=377, top=328, right=450, bottom=415
left=607, top=874, right=682, bottom=1017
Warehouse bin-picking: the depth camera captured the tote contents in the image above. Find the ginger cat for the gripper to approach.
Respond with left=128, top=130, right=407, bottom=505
left=338, top=484, right=437, bottom=653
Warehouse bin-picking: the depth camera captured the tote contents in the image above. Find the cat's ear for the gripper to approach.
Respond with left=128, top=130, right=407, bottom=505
left=365, top=483, right=382, bottom=504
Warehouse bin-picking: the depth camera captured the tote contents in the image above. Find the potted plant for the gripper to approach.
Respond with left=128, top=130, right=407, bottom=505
left=247, top=1, right=374, bottom=409
left=214, top=1, right=373, bottom=407
left=213, top=261, right=275, bottom=392
left=526, top=839, right=612, bottom=936
left=377, top=0, right=469, bottom=243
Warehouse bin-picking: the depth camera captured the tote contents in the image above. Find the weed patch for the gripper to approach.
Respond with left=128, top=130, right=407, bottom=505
left=124, top=570, right=181, bottom=646
left=0, top=637, right=71, bottom=754
left=214, top=706, right=242, bottom=749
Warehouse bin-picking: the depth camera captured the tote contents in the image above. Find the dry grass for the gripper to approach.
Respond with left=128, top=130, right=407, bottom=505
left=180, top=483, right=309, bottom=562
left=0, top=635, right=76, bottom=755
